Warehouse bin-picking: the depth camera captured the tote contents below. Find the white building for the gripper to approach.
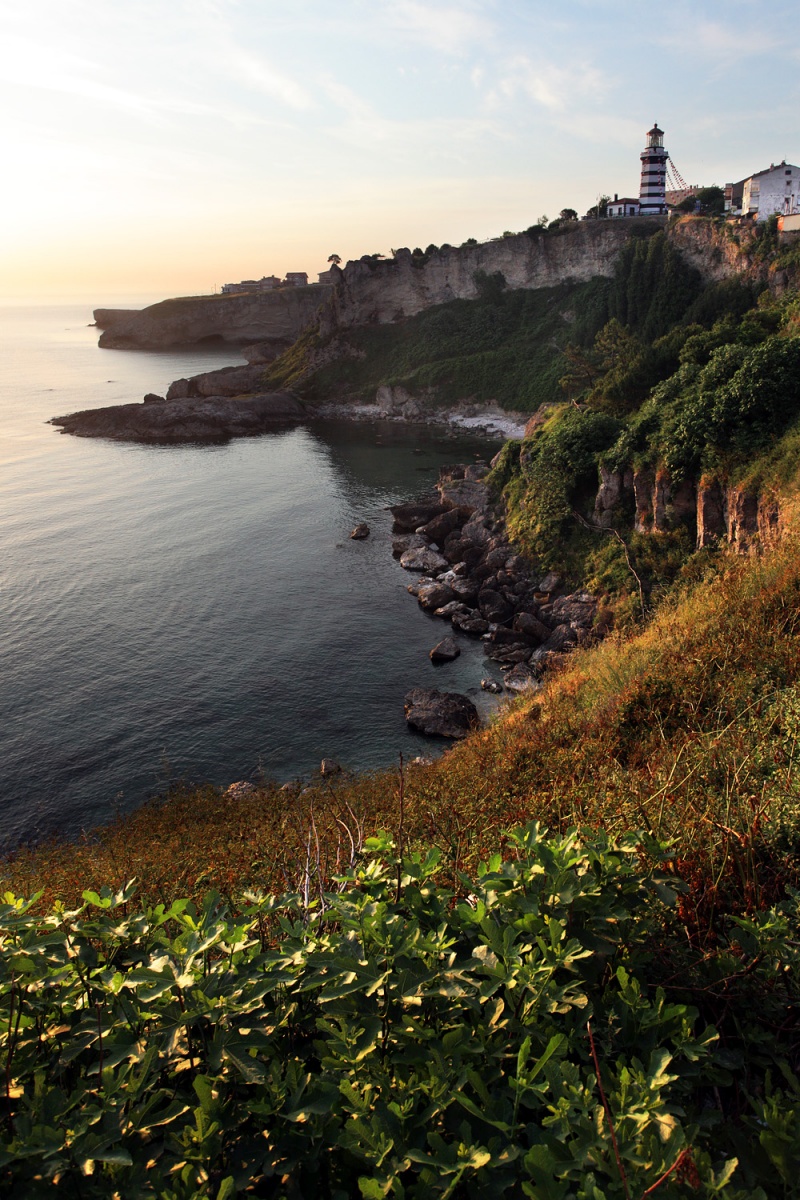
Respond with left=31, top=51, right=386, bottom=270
left=608, top=194, right=640, bottom=218
left=741, top=162, right=800, bottom=220
left=639, top=123, right=668, bottom=215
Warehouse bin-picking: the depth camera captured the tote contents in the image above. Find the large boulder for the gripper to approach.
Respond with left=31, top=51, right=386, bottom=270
left=400, top=546, right=449, bottom=574
left=403, top=689, right=479, bottom=739
left=477, top=587, right=514, bottom=624
left=417, top=581, right=455, bottom=610
left=392, top=533, right=428, bottom=558
left=419, top=508, right=462, bottom=543
left=512, top=611, right=552, bottom=644
left=504, top=664, right=540, bottom=694
left=390, top=498, right=449, bottom=533
left=429, top=637, right=461, bottom=663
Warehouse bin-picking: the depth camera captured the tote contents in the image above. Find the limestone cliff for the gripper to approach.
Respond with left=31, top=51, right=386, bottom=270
left=593, top=464, right=785, bottom=555
left=322, top=219, right=666, bottom=333
left=95, top=286, right=332, bottom=350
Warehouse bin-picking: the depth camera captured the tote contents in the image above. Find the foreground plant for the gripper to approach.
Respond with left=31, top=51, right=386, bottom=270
left=0, top=825, right=797, bottom=1198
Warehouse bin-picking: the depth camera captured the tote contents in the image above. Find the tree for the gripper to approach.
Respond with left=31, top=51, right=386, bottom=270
left=327, top=253, right=342, bottom=265
left=560, top=208, right=578, bottom=222
left=695, top=186, right=725, bottom=216
left=584, top=196, right=610, bottom=220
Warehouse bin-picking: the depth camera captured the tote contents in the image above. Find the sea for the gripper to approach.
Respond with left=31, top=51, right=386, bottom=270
left=0, top=302, right=507, bottom=848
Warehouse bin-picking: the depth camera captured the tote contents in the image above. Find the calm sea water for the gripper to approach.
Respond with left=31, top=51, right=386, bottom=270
left=0, top=304, right=504, bottom=847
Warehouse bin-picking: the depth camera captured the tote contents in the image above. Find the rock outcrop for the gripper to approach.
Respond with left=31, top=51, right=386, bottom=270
left=94, top=286, right=332, bottom=350
left=403, top=689, right=479, bottom=739
left=396, top=465, right=601, bottom=688
left=597, top=463, right=784, bottom=555
left=50, top=392, right=305, bottom=442
left=321, top=220, right=666, bottom=333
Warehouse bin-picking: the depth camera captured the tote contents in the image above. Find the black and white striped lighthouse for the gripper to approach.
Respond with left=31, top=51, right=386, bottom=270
left=639, top=123, right=668, bottom=214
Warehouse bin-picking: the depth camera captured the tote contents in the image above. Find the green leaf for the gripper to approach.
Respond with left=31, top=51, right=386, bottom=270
left=217, top=1177, right=237, bottom=1200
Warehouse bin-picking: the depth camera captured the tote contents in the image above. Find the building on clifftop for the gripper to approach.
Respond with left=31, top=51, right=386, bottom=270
left=741, top=162, right=799, bottom=220
left=639, top=123, right=668, bottom=214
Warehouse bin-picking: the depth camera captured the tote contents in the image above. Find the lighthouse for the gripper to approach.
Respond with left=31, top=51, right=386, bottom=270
left=639, top=123, right=668, bottom=215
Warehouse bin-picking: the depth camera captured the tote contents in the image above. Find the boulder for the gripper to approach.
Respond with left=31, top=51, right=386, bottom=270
left=434, top=600, right=469, bottom=618
left=320, top=758, right=342, bottom=777
left=504, top=664, right=540, bottom=694
left=451, top=610, right=489, bottom=635
left=537, top=572, right=562, bottom=595
left=419, top=508, right=462, bottom=543
left=450, top=578, right=479, bottom=604
left=403, top=688, right=479, bottom=739
left=392, top=533, right=428, bottom=557
left=224, top=780, right=257, bottom=799
left=484, top=643, right=532, bottom=663
left=464, top=462, right=490, bottom=481
left=390, top=498, right=449, bottom=533
left=477, top=588, right=514, bottom=624
left=429, top=637, right=461, bottom=663
left=400, top=546, right=449, bottom=574
left=541, top=624, right=577, bottom=653
left=438, top=479, right=488, bottom=513
left=512, top=611, right=552, bottom=644
left=350, top=523, right=370, bottom=540
left=143, top=393, right=164, bottom=404
left=481, top=678, right=503, bottom=694
left=417, top=581, right=455, bottom=610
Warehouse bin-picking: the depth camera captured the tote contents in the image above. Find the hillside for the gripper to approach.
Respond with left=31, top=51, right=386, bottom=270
left=7, top=215, right=800, bottom=1196
left=263, top=217, right=795, bottom=416
left=4, top=510, right=800, bottom=1196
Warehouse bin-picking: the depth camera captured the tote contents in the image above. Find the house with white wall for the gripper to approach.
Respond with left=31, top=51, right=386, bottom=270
left=741, top=162, right=800, bottom=220
left=608, top=194, right=640, bottom=217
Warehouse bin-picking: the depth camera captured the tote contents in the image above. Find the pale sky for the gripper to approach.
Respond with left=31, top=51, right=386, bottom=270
left=2, top=0, right=798, bottom=302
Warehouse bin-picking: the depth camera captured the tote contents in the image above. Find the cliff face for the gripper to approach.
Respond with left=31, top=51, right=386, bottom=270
left=95, top=286, right=332, bottom=350
left=321, top=219, right=666, bottom=332
left=594, top=464, right=784, bottom=555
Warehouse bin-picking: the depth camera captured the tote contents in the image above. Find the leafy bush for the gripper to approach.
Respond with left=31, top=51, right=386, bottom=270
left=4, top=824, right=798, bottom=1198
left=505, top=407, right=622, bottom=564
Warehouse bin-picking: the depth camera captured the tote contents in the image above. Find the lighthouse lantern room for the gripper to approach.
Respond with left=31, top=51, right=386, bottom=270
left=639, top=123, right=668, bottom=215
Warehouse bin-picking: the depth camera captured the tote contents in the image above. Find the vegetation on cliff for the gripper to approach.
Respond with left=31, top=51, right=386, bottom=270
left=488, top=239, right=800, bottom=601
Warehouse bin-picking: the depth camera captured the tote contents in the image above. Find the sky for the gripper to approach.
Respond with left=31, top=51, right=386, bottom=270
left=2, top=0, right=799, bottom=302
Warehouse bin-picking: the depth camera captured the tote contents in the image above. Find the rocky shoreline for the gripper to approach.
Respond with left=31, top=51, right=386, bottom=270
left=392, top=462, right=600, bottom=735
left=49, top=361, right=528, bottom=444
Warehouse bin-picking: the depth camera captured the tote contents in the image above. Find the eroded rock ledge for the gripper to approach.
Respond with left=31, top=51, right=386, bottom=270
left=50, top=391, right=305, bottom=443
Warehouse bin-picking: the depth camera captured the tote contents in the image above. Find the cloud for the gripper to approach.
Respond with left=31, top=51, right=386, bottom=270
left=0, top=33, right=153, bottom=115
left=658, top=17, right=779, bottom=64
left=485, top=54, right=610, bottom=112
left=220, top=48, right=315, bottom=110
left=383, top=1, right=494, bottom=54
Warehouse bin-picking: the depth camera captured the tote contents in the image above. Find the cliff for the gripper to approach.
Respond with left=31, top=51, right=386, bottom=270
left=322, top=218, right=666, bottom=332
left=94, top=285, right=332, bottom=351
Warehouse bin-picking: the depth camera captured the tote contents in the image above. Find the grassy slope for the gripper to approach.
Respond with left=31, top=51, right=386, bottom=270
left=7, top=532, right=800, bottom=931
left=263, top=278, right=612, bottom=411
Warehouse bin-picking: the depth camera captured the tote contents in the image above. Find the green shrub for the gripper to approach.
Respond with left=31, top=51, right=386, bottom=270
left=4, top=825, right=797, bottom=1197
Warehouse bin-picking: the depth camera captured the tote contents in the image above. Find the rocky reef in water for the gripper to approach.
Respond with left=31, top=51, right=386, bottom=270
left=50, top=390, right=305, bottom=442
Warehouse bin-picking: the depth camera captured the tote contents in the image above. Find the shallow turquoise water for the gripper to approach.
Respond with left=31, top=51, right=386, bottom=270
left=0, top=304, right=504, bottom=846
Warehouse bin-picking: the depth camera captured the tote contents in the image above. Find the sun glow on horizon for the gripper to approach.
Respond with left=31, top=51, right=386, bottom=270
left=2, top=1, right=798, bottom=303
